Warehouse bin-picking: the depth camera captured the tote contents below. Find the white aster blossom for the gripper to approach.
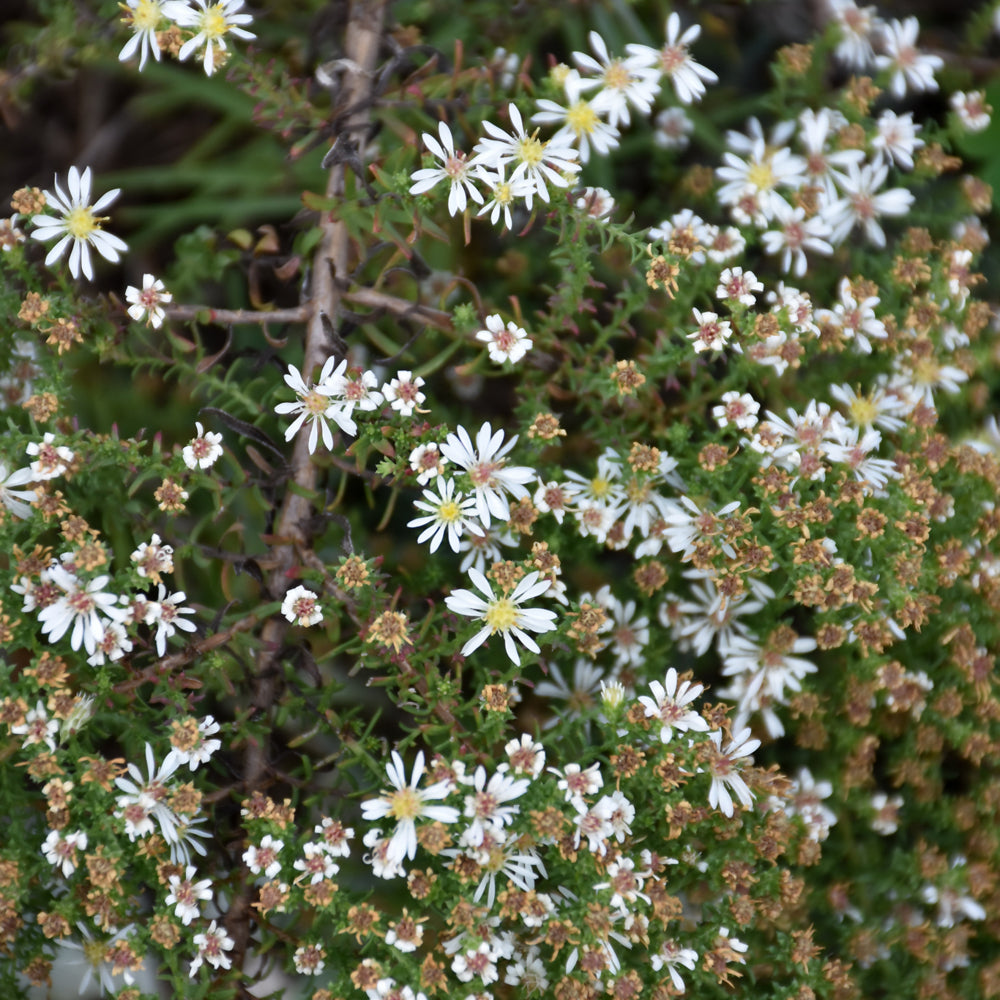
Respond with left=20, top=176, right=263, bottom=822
left=165, top=866, right=213, bottom=925
left=706, top=726, right=761, bottom=816
left=165, top=0, right=256, bottom=77
left=445, top=567, right=557, bottom=665
left=475, top=163, right=536, bottom=230
left=31, top=166, right=128, bottom=281
left=383, top=370, right=426, bottom=417
left=42, top=828, right=88, bottom=878
left=653, top=106, right=693, bottom=150
left=875, top=16, right=942, bottom=99
left=360, top=750, right=459, bottom=869
left=275, top=357, right=356, bottom=453
left=189, top=919, right=234, bottom=977
left=281, top=585, right=323, bottom=626
left=409, top=121, right=484, bottom=216
left=473, top=103, right=580, bottom=209
left=243, top=834, right=285, bottom=879
left=182, top=420, right=223, bottom=469
left=573, top=30, right=661, bottom=127
left=627, top=12, right=718, bottom=104
left=440, top=422, right=534, bottom=527
left=531, top=70, right=620, bottom=164
left=638, top=667, right=709, bottom=743
left=119, top=0, right=167, bottom=70
left=951, top=90, right=992, bottom=133
left=475, top=314, right=532, bottom=364
left=407, top=477, right=484, bottom=554
left=125, top=273, right=172, bottom=328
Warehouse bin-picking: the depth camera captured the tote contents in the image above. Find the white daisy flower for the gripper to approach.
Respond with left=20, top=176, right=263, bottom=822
left=409, top=121, right=484, bottom=216
left=383, top=370, right=426, bottom=417
left=572, top=30, right=661, bottom=127
left=638, top=667, right=709, bottom=743
left=475, top=314, right=532, bottom=364
left=274, top=357, right=356, bottom=453
left=472, top=103, right=580, bottom=209
left=407, top=477, right=484, bottom=554
left=875, top=16, right=942, bottom=99
left=182, top=421, right=223, bottom=469
left=627, top=11, right=718, bottom=104
left=118, top=0, right=167, bottom=70
left=531, top=70, right=620, bottom=164
left=189, top=919, right=234, bottom=976
left=440, top=422, right=534, bottom=527
left=165, top=866, right=213, bottom=926
left=360, top=750, right=459, bottom=866
left=36, top=565, right=120, bottom=657
left=706, top=726, right=761, bottom=816
left=281, top=585, right=323, bottom=627
left=165, top=0, right=255, bottom=77
left=475, top=163, right=535, bottom=230
left=31, top=166, right=128, bottom=281
left=126, top=273, right=172, bottom=327
left=445, top=567, right=557, bottom=665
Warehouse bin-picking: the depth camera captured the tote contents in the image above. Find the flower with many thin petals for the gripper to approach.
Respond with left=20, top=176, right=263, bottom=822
left=189, top=919, right=234, bottom=977
left=473, top=103, right=580, bottom=209
left=573, top=31, right=661, bottom=127
left=875, top=17, right=942, bottom=99
left=706, top=726, right=761, bottom=816
left=638, top=667, right=709, bottom=743
left=361, top=750, right=459, bottom=868
left=475, top=314, right=532, bottom=365
left=627, top=12, right=718, bottom=104
left=409, top=121, right=484, bottom=216
left=165, top=0, right=255, bottom=77
left=119, top=0, right=167, bottom=70
left=126, top=273, right=172, bottom=327
left=407, top=477, right=484, bottom=554
left=383, top=370, right=426, bottom=417
left=182, top=421, right=223, bottom=469
left=445, top=568, right=556, bottom=665
left=275, top=357, right=356, bottom=453
left=531, top=70, right=620, bottom=164
left=440, top=422, right=534, bottom=527
left=825, top=157, right=914, bottom=249
left=31, top=166, right=128, bottom=281
left=165, top=866, right=213, bottom=925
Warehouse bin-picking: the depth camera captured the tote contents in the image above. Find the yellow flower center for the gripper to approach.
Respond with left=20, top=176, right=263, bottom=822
left=494, top=182, right=513, bottom=206
left=437, top=499, right=462, bottom=523
left=65, top=206, right=98, bottom=240
left=849, top=395, right=879, bottom=426
left=131, top=0, right=161, bottom=30
left=517, top=132, right=545, bottom=168
left=485, top=597, right=518, bottom=633
left=603, top=61, right=630, bottom=91
left=387, top=786, right=423, bottom=821
left=589, top=476, right=611, bottom=499
left=746, top=159, right=775, bottom=192
left=82, top=938, right=106, bottom=968
left=304, top=389, right=329, bottom=416
left=566, top=101, right=598, bottom=137
left=200, top=4, right=229, bottom=39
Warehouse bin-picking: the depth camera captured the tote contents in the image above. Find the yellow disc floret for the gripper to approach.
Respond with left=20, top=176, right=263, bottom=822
left=485, top=598, right=519, bottom=634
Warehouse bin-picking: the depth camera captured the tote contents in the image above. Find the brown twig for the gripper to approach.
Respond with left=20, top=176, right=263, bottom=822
left=225, top=0, right=390, bottom=973
left=165, top=304, right=311, bottom=324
